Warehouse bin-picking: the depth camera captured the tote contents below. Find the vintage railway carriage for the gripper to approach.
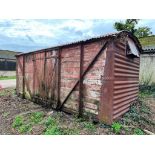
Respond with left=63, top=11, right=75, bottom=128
left=16, top=31, right=142, bottom=124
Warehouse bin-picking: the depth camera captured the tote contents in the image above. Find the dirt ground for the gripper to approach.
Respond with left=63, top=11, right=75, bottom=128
left=0, top=88, right=155, bottom=135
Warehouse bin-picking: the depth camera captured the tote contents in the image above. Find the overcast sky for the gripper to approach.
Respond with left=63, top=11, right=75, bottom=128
left=0, top=19, right=155, bottom=52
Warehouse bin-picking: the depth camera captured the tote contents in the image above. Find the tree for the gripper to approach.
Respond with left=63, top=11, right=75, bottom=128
left=114, top=19, right=152, bottom=38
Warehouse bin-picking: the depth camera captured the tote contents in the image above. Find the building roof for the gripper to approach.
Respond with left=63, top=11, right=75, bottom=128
left=16, top=30, right=142, bottom=57
left=142, top=46, right=155, bottom=54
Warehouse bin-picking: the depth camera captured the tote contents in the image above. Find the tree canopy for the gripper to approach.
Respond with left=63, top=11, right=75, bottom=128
left=114, top=19, right=152, bottom=38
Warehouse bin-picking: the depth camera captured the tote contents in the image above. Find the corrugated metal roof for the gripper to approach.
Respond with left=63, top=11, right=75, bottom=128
left=16, top=30, right=142, bottom=56
left=143, top=46, right=155, bottom=50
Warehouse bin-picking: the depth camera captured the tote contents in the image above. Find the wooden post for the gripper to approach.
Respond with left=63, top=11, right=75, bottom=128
left=79, top=43, right=84, bottom=117
left=22, top=55, right=25, bottom=98
left=57, top=48, right=61, bottom=108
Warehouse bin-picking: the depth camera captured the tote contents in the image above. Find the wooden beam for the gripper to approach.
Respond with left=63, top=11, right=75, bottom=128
left=79, top=43, right=84, bottom=117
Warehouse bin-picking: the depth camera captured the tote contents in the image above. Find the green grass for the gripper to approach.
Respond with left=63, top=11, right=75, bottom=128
left=139, top=35, right=155, bottom=46
left=0, top=76, right=16, bottom=80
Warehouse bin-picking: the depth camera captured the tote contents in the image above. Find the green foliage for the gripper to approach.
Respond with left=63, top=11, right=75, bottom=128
left=114, top=19, right=138, bottom=33
left=12, top=116, right=23, bottom=128
left=44, top=116, right=61, bottom=135
left=139, top=35, right=155, bottom=46
left=112, top=122, right=122, bottom=134
left=134, top=128, right=144, bottom=135
left=139, top=83, right=155, bottom=98
left=44, top=125, right=61, bottom=135
left=83, top=121, right=96, bottom=132
left=114, top=19, right=152, bottom=38
left=30, top=112, right=44, bottom=124
left=18, top=124, right=32, bottom=134
left=45, top=116, right=57, bottom=127
left=44, top=115, right=80, bottom=135
left=135, top=27, right=152, bottom=38
left=61, top=128, right=80, bottom=135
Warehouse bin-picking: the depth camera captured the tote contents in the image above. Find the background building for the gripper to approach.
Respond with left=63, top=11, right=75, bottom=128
left=0, top=50, right=21, bottom=77
left=139, top=36, right=155, bottom=85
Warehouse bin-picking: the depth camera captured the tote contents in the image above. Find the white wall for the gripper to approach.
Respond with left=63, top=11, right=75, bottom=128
left=140, top=54, right=155, bottom=84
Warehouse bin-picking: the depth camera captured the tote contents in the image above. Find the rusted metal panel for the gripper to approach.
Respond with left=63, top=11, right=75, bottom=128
left=112, top=40, right=140, bottom=121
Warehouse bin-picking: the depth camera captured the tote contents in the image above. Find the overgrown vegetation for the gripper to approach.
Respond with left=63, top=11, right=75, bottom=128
left=12, top=116, right=24, bottom=128
left=139, top=70, right=155, bottom=98
left=0, top=85, right=151, bottom=135
left=112, top=122, right=122, bottom=134
left=139, top=35, right=155, bottom=46
left=30, top=112, right=44, bottom=124
left=134, top=128, right=144, bottom=135
left=0, top=76, right=16, bottom=80
left=139, top=83, right=155, bottom=98
left=11, top=112, right=97, bottom=135
left=0, top=88, right=15, bottom=97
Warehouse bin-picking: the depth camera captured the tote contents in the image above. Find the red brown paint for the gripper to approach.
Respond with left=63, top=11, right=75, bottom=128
left=16, top=31, right=142, bottom=124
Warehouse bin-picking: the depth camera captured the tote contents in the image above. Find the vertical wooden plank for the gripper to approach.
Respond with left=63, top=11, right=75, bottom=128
left=22, top=55, right=25, bottom=98
left=16, top=57, right=19, bottom=95
left=99, top=43, right=114, bottom=124
left=57, top=48, right=61, bottom=108
left=44, top=51, right=47, bottom=97
left=79, top=43, right=84, bottom=117
left=33, top=53, right=35, bottom=96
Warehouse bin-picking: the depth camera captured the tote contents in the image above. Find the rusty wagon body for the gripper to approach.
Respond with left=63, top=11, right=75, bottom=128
left=16, top=31, right=142, bottom=124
